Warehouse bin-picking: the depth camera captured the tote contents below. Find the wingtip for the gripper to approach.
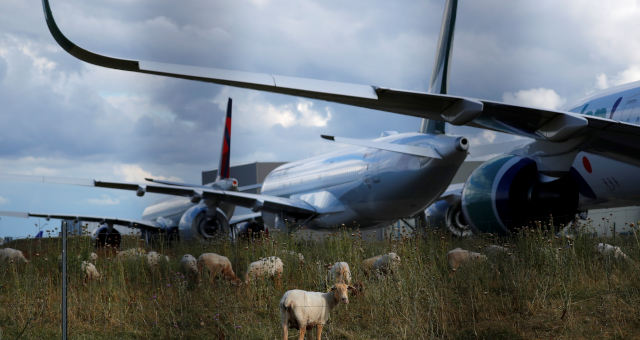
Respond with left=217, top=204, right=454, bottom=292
left=321, top=135, right=335, bottom=141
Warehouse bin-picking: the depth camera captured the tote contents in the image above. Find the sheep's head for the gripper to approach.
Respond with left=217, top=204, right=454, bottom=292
left=330, top=283, right=355, bottom=304
left=388, top=253, right=401, bottom=265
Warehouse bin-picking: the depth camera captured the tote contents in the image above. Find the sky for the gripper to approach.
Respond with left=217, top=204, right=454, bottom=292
left=1, top=0, right=640, bottom=237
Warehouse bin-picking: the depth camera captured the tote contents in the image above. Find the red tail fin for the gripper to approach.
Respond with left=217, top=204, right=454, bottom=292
left=218, top=98, right=232, bottom=179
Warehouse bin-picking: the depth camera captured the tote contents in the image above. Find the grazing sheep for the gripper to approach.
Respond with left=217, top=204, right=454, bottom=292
left=146, top=251, right=169, bottom=267
left=197, top=253, right=242, bottom=285
left=116, top=247, right=146, bottom=260
left=245, top=256, right=283, bottom=284
left=280, top=283, right=354, bottom=340
left=180, top=254, right=198, bottom=280
left=363, top=252, right=400, bottom=276
left=0, top=248, right=29, bottom=264
left=446, top=248, right=487, bottom=271
left=81, top=260, right=100, bottom=281
left=596, top=243, right=633, bottom=262
left=328, top=261, right=352, bottom=285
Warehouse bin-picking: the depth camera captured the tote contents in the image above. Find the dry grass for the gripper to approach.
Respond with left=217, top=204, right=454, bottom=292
left=1, top=226, right=640, bottom=339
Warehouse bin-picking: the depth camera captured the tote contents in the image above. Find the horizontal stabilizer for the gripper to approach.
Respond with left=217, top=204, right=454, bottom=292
left=0, top=210, right=161, bottom=231
left=321, top=135, right=442, bottom=158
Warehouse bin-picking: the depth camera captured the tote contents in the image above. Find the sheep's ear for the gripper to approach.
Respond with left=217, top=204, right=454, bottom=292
left=347, top=285, right=356, bottom=291
left=330, top=285, right=336, bottom=291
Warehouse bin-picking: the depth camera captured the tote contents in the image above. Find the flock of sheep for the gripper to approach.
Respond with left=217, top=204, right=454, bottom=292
left=0, top=240, right=635, bottom=339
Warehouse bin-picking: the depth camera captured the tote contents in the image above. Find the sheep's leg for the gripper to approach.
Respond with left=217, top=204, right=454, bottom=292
left=298, top=327, right=306, bottom=340
left=282, top=323, right=288, bottom=340
left=316, top=324, right=323, bottom=339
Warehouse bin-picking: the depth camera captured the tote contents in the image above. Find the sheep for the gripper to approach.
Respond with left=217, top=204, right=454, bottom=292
left=362, top=252, right=400, bottom=276
left=245, top=256, right=283, bottom=285
left=446, top=248, right=487, bottom=271
left=484, top=244, right=511, bottom=257
left=180, top=254, right=198, bottom=280
left=280, top=283, right=354, bottom=340
left=596, top=243, right=633, bottom=262
left=116, top=247, right=146, bottom=260
left=146, top=251, right=169, bottom=267
left=81, top=260, right=100, bottom=281
left=89, top=252, right=98, bottom=262
left=197, top=253, right=242, bottom=285
left=0, top=248, right=29, bottom=264
left=327, top=261, right=352, bottom=285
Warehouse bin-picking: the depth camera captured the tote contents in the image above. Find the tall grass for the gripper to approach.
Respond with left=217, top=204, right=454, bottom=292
left=1, top=227, right=639, bottom=339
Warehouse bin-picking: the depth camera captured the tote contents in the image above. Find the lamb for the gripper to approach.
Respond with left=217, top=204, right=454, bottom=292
left=282, top=250, right=305, bottom=264
left=280, top=283, right=354, bottom=340
left=81, top=260, right=100, bottom=281
left=197, top=253, right=242, bottom=285
left=0, top=248, right=29, bottom=264
left=484, top=244, right=511, bottom=257
left=362, top=252, right=400, bottom=276
left=596, top=243, right=633, bottom=262
left=446, top=248, right=487, bottom=271
left=146, top=251, right=169, bottom=267
left=328, top=261, right=352, bottom=285
left=245, top=256, right=283, bottom=284
left=180, top=254, right=198, bottom=280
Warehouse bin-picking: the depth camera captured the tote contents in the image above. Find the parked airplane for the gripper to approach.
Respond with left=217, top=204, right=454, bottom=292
left=40, top=0, right=640, bottom=236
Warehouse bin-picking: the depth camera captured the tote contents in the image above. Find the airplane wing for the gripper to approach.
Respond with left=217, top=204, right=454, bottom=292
left=41, top=0, right=640, bottom=159
left=93, top=180, right=316, bottom=218
left=0, top=210, right=161, bottom=231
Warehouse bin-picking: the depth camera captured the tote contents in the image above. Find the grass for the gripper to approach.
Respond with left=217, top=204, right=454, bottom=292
left=1, top=225, right=640, bottom=339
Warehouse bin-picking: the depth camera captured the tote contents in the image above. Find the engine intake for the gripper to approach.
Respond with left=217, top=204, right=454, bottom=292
left=462, top=155, right=578, bottom=234
left=179, top=203, right=233, bottom=240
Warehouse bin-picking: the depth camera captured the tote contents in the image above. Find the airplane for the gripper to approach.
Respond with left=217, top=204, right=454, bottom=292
left=39, top=0, right=640, bottom=237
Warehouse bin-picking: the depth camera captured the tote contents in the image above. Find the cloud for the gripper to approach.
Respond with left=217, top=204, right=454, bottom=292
left=0, top=196, right=8, bottom=205
left=87, top=194, right=120, bottom=205
left=113, top=164, right=183, bottom=183
left=502, top=88, right=566, bottom=110
left=595, top=65, right=640, bottom=90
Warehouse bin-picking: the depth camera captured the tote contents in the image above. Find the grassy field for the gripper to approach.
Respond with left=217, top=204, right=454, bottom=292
left=1, top=226, right=640, bottom=339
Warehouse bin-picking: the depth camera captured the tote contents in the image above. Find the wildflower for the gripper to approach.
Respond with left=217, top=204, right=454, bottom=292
left=166, top=283, right=171, bottom=287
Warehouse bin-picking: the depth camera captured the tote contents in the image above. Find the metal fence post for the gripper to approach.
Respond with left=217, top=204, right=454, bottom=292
left=61, top=220, right=67, bottom=340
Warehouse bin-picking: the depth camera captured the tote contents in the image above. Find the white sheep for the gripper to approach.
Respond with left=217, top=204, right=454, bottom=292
left=0, top=248, right=29, bottom=264
left=180, top=254, right=198, bottom=280
left=280, top=283, right=353, bottom=340
left=484, top=244, right=511, bottom=257
left=89, top=252, right=98, bottom=262
left=116, top=247, right=146, bottom=260
left=446, top=248, right=487, bottom=271
left=146, top=251, right=169, bottom=267
left=362, top=252, right=400, bottom=276
left=197, top=253, right=242, bottom=285
left=596, top=243, right=633, bottom=262
left=245, top=256, right=283, bottom=284
left=328, top=261, right=352, bottom=285
left=81, top=260, right=100, bottom=281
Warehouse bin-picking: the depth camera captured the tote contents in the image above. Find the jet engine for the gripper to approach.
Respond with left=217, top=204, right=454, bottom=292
left=178, top=203, right=233, bottom=240
left=91, top=224, right=121, bottom=248
left=461, top=155, right=578, bottom=234
left=425, top=196, right=472, bottom=237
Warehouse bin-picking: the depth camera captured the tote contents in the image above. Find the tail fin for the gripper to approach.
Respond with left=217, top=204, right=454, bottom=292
left=419, top=0, right=458, bottom=135
left=35, top=230, right=43, bottom=238
left=217, top=98, right=232, bottom=180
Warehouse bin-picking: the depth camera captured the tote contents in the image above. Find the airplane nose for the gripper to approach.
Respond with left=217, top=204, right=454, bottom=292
left=456, top=137, right=469, bottom=152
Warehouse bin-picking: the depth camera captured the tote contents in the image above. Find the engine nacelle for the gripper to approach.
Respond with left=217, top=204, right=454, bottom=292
left=178, top=203, right=233, bottom=240
left=91, top=224, right=121, bottom=248
left=425, top=196, right=472, bottom=237
left=461, top=155, right=578, bottom=234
